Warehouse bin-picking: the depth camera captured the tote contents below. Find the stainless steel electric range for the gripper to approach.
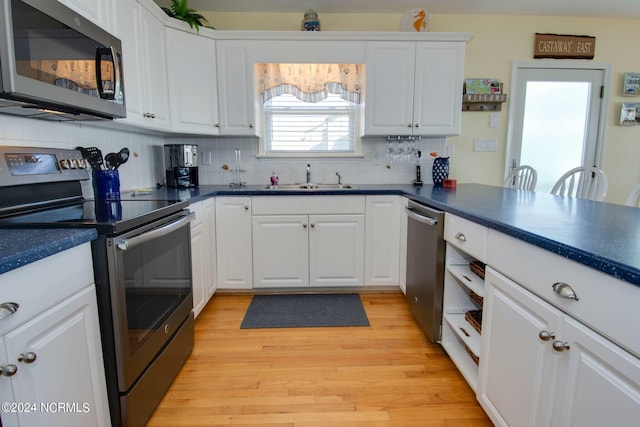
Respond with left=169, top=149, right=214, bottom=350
left=0, top=146, right=194, bottom=427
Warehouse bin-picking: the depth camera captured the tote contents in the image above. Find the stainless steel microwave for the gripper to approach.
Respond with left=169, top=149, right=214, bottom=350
left=0, top=0, right=126, bottom=120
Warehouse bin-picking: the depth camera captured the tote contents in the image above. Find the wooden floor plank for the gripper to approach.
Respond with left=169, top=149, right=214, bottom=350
left=147, top=292, right=492, bottom=426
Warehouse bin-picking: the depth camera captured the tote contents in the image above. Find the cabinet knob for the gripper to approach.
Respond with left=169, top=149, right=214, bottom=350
left=143, top=112, right=156, bottom=119
left=0, top=364, right=17, bottom=377
left=17, top=352, right=37, bottom=364
left=538, top=330, right=556, bottom=341
left=215, top=123, right=221, bottom=128
left=310, top=223, right=315, bottom=228
left=0, top=302, right=19, bottom=319
left=407, top=123, right=413, bottom=128
left=552, top=340, right=571, bottom=352
left=414, top=123, right=420, bottom=128
left=454, top=232, right=467, bottom=242
left=552, top=282, right=579, bottom=301
left=303, top=223, right=307, bottom=228
left=244, top=205, right=249, bottom=210
left=248, top=124, right=254, bottom=128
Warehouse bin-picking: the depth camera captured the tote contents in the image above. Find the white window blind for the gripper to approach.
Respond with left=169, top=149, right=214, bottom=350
left=265, top=93, right=356, bottom=153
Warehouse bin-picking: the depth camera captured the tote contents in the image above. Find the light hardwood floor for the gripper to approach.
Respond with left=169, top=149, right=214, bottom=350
left=147, top=292, right=493, bottom=427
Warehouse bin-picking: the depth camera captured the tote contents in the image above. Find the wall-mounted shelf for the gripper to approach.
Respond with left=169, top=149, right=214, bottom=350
left=462, top=93, right=508, bottom=111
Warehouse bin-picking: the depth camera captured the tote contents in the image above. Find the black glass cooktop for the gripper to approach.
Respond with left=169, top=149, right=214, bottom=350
left=0, top=198, right=189, bottom=235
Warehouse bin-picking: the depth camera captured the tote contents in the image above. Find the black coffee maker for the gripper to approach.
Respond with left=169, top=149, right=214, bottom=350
left=164, top=144, right=199, bottom=187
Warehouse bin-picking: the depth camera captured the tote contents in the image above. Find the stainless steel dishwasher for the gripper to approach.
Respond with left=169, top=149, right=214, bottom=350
left=404, top=200, right=446, bottom=342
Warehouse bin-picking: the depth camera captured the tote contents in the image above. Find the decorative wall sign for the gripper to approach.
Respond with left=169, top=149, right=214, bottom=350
left=623, top=73, right=640, bottom=96
left=620, top=103, right=640, bottom=126
left=534, top=33, right=596, bottom=59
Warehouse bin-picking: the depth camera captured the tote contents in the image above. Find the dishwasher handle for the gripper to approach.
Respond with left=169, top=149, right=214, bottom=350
left=405, top=207, right=438, bottom=226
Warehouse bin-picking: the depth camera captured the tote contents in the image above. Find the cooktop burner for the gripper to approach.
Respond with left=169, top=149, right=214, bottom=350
left=0, top=198, right=188, bottom=235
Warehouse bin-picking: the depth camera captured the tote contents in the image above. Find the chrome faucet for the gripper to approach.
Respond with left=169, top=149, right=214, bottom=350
left=336, top=172, right=342, bottom=185
left=306, top=164, right=312, bottom=184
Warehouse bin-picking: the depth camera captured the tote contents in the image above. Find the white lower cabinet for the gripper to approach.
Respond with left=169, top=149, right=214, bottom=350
left=215, top=197, right=253, bottom=289
left=0, top=244, right=110, bottom=427
left=252, top=214, right=365, bottom=288
left=479, top=267, right=640, bottom=427
left=190, top=198, right=217, bottom=318
left=364, top=196, right=401, bottom=286
left=308, top=214, right=365, bottom=287
left=251, top=196, right=366, bottom=289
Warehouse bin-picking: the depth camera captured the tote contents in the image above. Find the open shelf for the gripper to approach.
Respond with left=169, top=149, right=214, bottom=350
left=441, top=320, right=479, bottom=392
left=447, top=263, right=485, bottom=297
left=444, top=312, right=481, bottom=356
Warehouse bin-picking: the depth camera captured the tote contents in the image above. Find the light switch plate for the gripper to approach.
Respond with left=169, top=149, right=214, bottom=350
left=474, top=138, right=497, bottom=152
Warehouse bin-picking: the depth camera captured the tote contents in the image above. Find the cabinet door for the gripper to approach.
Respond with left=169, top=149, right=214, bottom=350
left=190, top=201, right=207, bottom=318
left=364, top=42, right=416, bottom=135
left=111, top=0, right=144, bottom=125
left=4, top=287, right=110, bottom=427
left=309, top=215, right=365, bottom=287
left=551, top=317, right=640, bottom=427
left=215, top=197, right=253, bottom=289
left=166, top=29, right=219, bottom=134
left=137, top=2, right=170, bottom=130
left=478, top=267, right=562, bottom=427
left=398, top=197, right=409, bottom=294
left=252, top=215, right=309, bottom=288
left=216, top=41, right=257, bottom=136
left=57, top=0, right=110, bottom=30
left=203, top=198, right=217, bottom=298
left=413, top=42, right=464, bottom=136
left=365, top=196, right=401, bottom=286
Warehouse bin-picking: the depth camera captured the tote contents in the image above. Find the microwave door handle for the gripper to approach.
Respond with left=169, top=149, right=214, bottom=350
left=115, top=212, right=194, bottom=251
left=95, top=46, right=116, bottom=100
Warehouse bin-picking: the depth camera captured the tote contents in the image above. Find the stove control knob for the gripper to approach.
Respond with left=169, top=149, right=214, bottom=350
left=59, top=159, right=70, bottom=170
left=77, top=159, right=87, bottom=169
left=69, top=159, right=77, bottom=169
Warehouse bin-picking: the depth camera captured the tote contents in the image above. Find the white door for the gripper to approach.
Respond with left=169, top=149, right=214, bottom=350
left=252, top=215, right=309, bottom=288
left=506, top=62, right=609, bottom=192
left=4, top=287, right=110, bottom=427
left=551, top=316, right=640, bottom=427
left=479, top=267, right=562, bottom=427
left=309, top=215, right=365, bottom=286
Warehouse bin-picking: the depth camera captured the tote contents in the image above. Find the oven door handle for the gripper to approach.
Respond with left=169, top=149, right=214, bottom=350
left=115, top=212, right=194, bottom=251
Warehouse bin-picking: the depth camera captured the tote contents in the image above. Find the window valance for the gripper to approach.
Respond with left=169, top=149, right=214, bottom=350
left=256, top=63, right=362, bottom=104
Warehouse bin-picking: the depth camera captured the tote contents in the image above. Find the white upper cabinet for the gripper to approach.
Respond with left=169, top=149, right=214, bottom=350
left=365, top=41, right=465, bottom=136
left=113, top=0, right=170, bottom=130
left=166, top=28, right=219, bottom=134
left=216, top=41, right=258, bottom=136
left=57, top=0, right=111, bottom=31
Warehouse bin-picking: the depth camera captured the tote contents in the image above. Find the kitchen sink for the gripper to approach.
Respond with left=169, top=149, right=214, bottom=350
left=264, top=183, right=356, bottom=190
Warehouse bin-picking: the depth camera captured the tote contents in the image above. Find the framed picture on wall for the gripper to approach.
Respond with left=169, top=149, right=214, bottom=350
left=620, top=103, right=640, bottom=125
left=623, top=73, right=640, bottom=96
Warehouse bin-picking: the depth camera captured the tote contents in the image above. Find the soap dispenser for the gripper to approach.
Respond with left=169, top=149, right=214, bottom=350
left=270, top=172, right=279, bottom=186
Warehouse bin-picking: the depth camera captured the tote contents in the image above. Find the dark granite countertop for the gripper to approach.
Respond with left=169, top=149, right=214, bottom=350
left=0, top=228, right=98, bottom=275
left=131, top=183, right=640, bottom=286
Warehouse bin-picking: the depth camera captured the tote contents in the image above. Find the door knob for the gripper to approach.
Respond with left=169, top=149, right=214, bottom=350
left=18, top=352, right=37, bottom=364
left=552, top=340, right=571, bottom=352
left=0, top=364, right=17, bottom=377
left=538, top=330, right=556, bottom=341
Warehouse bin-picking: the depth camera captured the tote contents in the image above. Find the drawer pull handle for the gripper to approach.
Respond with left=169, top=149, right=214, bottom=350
left=552, top=282, right=579, bottom=301
left=552, top=340, right=571, bottom=352
left=454, top=232, right=467, bottom=242
left=538, top=330, right=556, bottom=341
left=0, top=302, right=19, bottom=319
left=18, top=352, right=37, bottom=364
left=0, top=364, right=17, bottom=377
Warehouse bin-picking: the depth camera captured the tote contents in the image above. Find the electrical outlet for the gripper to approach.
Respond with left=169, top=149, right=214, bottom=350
left=490, top=113, right=500, bottom=128
left=201, top=151, right=212, bottom=165
left=474, top=138, right=497, bottom=152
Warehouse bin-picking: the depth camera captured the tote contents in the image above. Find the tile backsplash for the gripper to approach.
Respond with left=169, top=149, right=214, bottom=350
left=0, top=115, right=446, bottom=192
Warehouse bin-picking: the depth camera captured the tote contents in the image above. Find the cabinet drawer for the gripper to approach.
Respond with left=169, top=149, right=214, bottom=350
left=0, top=244, right=94, bottom=336
left=252, top=196, right=365, bottom=215
left=444, top=214, right=488, bottom=262
left=487, top=230, right=640, bottom=359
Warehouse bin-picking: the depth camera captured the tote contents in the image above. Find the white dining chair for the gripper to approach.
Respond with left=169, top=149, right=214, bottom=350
left=504, top=165, right=537, bottom=191
left=550, top=166, right=608, bottom=201
left=625, top=183, right=640, bottom=207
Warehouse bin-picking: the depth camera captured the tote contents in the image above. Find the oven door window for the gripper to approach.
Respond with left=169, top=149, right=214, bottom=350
left=119, top=222, right=191, bottom=357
